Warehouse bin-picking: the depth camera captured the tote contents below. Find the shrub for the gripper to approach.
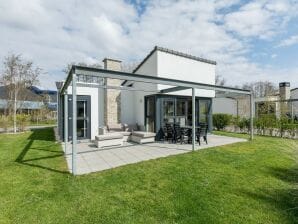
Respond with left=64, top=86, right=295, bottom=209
left=213, top=113, right=232, bottom=130
left=16, top=114, right=30, bottom=132
left=255, top=115, right=276, bottom=135
left=278, top=116, right=298, bottom=138
left=238, top=117, right=250, bottom=133
left=231, top=116, right=240, bottom=126
left=226, top=113, right=297, bottom=138
left=0, top=115, right=10, bottom=132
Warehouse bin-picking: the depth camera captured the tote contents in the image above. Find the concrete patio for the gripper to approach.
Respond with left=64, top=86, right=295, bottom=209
left=64, top=134, right=246, bottom=175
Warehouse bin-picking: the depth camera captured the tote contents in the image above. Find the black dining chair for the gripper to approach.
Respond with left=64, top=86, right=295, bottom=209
left=197, top=124, right=208, bottom=145
left=174, top=123, right=188, bottom=144
left=164, top=123, right=174, bottom=143
left=186, top=128, right=193, bottom=144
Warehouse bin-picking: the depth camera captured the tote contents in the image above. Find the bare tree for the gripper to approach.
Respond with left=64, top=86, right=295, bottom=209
left=242, top=81, right=277, bottom=98
left=63, top=62, right=102, bottom=74
left=121, top=61, right=139, bottom=73
left=215, top=74, right=226, bottom=86
left=1, top=53, right=40, bottom=132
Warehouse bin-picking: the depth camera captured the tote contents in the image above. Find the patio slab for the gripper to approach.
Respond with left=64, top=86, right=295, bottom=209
left=64, top=134, right=246, bottom=175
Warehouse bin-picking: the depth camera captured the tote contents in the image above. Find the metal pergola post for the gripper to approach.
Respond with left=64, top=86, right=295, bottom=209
left=56, top=90, right=59, bottom=133
left=291, top=101, right=294, bottom=121
left=72, top=73, right=77, bottom=175
left=64, top=93, right=68, bottom=153
left=250, top=92, right=254, bottom=140
left=192, top=88, right=196, bottom=151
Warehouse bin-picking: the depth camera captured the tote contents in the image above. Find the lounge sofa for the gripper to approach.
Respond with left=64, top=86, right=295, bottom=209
left=95, top=133, right=123, bottom=148
left=107, top=123, right=140, bottom=142
left=95, top=123, right=156, bottom=148
left=131, top=131, right=156, bottom=144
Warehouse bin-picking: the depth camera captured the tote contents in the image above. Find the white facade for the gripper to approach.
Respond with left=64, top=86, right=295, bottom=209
left=128, top=49, right=216, bottom=128
left=67, top=85, right=104, bottom=140
left=157, top=51, right=215, bottom=97
left=59, top=47, right=216, bottom=140
left=129, top=51, right=158, bottom=127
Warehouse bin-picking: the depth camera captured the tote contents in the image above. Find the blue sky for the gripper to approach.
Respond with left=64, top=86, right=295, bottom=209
left=0, top=0, right=297, bottom=89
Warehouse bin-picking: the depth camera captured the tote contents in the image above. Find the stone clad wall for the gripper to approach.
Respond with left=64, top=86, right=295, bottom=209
left=103, top=59, right=122, bottom=125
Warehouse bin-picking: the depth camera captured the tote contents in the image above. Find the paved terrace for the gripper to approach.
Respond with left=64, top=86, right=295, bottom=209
left=64, top=134, right=246, bottom=175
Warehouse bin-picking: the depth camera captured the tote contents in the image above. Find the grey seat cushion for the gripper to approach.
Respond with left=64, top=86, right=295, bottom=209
left=107, top=124, right=123, bottom=132
left=132, top=131, right=155, bottom=138
left=109, top=131, right=131, bottom=136
left=95, top=133, right=123, bottom=141
left=123, top=124, right=139, bottom=132
left=118, top=131, right=131, bottom=136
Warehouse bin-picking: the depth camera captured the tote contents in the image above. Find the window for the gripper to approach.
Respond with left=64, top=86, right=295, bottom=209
left=176, top=99, right=187, bottom=126
left=199, top=100, right=209, bottom=124
left=163, top=99, right=175, bottom=124
left=77, top=75, right=104, bottom=84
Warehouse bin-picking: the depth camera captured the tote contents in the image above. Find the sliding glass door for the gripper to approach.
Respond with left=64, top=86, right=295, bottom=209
left=198, top=99, right=210, bottom=125
left=145, top=95, right=212, bottom=134
left=68, top=95, right=91, bottom=140
left=176, top=99, right=187, bottom=126
left=77, top=100, right=88, bottom=138
left=145, top=96, right=155, bottom=132
left=162, top=98, right=175, bottom=126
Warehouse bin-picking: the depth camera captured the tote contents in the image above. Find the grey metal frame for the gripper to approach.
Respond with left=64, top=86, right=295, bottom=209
left=192, top=88, right=196, bottom=151
left=60, top=65, right=253, bottom=175
left=72, top=73, right=77, bottom=175
left=64, top=93, right=68, bottom=152
left=61, top=66, right=250, bottom=95
left=250, top=94, right=254, bottom=140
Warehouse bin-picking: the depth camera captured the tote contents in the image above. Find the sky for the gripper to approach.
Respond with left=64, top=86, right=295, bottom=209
left=0, top=0, right=297, bottom=90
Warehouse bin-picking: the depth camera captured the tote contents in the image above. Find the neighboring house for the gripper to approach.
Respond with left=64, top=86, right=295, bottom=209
left=0, top=85, right=57, bottom=115
left=29, top=86, right=58, bottom=111
left=213, top=82, right=298, bottom=119
left=57, top=46, right=216, bottom=140
left=291, top=87, right=298, bottom=119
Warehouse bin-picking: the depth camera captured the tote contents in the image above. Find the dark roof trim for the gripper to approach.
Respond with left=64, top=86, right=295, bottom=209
left=291, top=87, right=298, bottom=92
left=121, top=80, right=127, bottom=86
left=132, top=46, right=217, bottom=73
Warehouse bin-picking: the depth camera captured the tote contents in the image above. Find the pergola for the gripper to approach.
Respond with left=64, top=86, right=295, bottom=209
left=59, top=65, right=253, bottom=175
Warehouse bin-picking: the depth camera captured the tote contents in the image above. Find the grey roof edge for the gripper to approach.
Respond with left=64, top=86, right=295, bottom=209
left=291, top=87, right=298, bottom=92
left=132, top=46, right=217, bottom=74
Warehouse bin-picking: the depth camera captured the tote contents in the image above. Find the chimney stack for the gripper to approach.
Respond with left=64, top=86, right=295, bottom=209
left=103, top=58, right=122, bottom=71
left=103, top=58, right=122, bottom=126
left=279, top=82, right=290, bottom=100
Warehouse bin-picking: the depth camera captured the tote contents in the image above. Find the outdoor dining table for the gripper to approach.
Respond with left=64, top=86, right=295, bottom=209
left=180, top=126, right=201, bottom=130
left=179, top=126, right=204, bottom=143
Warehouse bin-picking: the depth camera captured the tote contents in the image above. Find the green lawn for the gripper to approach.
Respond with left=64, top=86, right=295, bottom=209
left=0, top=128, right=297, bottom=224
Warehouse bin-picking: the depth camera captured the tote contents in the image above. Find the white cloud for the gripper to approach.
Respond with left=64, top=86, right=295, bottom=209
left=277, top=35, right=298, bottom=47
left=224, top=0, right=297, bottom=39
left=0, top=0, right=297, bottom=89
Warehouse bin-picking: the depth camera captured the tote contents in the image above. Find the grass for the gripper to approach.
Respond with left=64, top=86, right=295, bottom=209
left=0, top=128, right=297, bottom=223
